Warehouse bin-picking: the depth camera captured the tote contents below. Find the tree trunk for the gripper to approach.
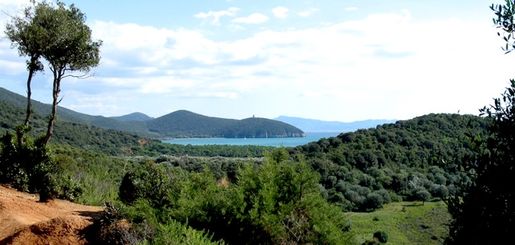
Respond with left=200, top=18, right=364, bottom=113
left=43, top=70, right=62, bottom=145
left=24, top=66, right=35, bottom=126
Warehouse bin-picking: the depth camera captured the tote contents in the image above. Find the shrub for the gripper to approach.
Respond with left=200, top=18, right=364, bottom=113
left=119, top=161, right=175, bottom=208
left=373, top=230, right=388, bottom=243
left=363, top=193, right=384, bottom=211
left=0, top=130, right=83, bottom=202
left=413, top=188, right=431, bottom=203
left=429, top=184, right=449, bottom=200
left=89, top=202, right=141, bottom=245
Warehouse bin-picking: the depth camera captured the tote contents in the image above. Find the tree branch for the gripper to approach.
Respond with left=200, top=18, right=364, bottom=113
left=62, top=72, right=93, bottom=79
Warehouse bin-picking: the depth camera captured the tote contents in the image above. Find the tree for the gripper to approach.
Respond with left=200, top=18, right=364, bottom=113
left=445, top=2, right=515, bottom=244
left=5, top=3, right=45, bottom=127
left=446, top=81, right=515, bottom=244
left=33, top=1, right=101, bottom=144
left=491, top=0, right=515, bottom=53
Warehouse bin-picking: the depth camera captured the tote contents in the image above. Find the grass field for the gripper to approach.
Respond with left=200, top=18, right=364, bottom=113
left=346, top=201, right=450, bottom=245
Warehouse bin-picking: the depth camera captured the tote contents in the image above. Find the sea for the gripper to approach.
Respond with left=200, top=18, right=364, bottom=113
left=162, top=132, right=340, bottom=147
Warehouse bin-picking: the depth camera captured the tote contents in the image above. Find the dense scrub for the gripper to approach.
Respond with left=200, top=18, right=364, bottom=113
left=292, top=114, right=488, bottom=211
left=113, top=149, right=351, bottom=244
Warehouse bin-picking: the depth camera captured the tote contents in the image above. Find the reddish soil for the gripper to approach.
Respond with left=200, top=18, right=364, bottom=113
left=0, top=185, right=102, bottom=245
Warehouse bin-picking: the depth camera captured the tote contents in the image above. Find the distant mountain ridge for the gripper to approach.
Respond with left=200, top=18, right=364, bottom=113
left=148, top=110, right=304, bottom=138
left=0, top=87, right=303, bottom=138
left=275, top=116, right=396, bottom=133
left=110, top=112, right=154, bottom=122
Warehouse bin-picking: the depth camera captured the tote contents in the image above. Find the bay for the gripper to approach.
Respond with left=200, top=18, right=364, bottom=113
left=162, top=132, right=340, bottom=147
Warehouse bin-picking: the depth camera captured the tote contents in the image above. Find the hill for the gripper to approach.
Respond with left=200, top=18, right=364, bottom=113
left=276, top=115, right=395, bottom=132
left=0, top=87, right=152, bottom=136
left=0, top=87, right=303, bottom=139
left=291, top=113, right=489, bottom=212
left=0, top=98, right=145, bottom=155
left=110, top=112, right=153, bottom=122
left=147, top=110, right=304, bottom=138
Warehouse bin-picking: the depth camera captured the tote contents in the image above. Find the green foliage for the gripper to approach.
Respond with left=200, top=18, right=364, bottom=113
left=89, top=202, right=143, bottom=245
left=225, top=150, right=349, bottom=244
left=292, top=114, right=488, bottom=211
left=4, top=1, right=45, bottom=126
left=363, top=231, right=388, bottom=244
left=491, top=0, right=515, bottom=53
left=143, top=141, right=272, bottom=158
left=116, top=149, right=351, bottom=244
left=12, top=1, right=102, bottom=144
left=447, top=81, right=515, bottom=244
left=373, top=231, right=388, bottom=243
left=52, top=145, right=130, bottom=205
left=119, top=161, right=174, bottom=207
left=0, top=129, right=82, bottom=201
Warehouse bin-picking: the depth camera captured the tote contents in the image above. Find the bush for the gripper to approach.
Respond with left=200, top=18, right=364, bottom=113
left=413, top=188, right=431, bottom=203
left=89, top=203, right=141, bottom=245
left=115, top=149, right=351, bottom=244
left=119, top=161, right=175, bottom=208
left=429, top=184, right=449, bottom=200
left=363, top=193, right=384, bottom=211
left=373, top=231, right=388, bottom=243
left=0, top=129, right=83, bottom=202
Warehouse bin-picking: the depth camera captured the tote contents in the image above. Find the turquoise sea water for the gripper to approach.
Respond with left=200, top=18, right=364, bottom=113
left=162, top=132, right=340, bottom=147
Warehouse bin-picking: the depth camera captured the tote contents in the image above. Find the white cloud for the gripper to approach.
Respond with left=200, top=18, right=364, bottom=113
left=194, top=7, right=239, bottom=25
left=272, top=6, right=289, bottom=19
left=2, top=7, right=511, bottom=121
left=297, top=8, right=319, bottom=17
left=232, top=13, right=269, bottom=24
left=71, top=13, right=515, bottom=119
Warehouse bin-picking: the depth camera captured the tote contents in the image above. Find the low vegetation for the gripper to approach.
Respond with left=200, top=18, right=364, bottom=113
left=348, top=201, right=450, bottom=245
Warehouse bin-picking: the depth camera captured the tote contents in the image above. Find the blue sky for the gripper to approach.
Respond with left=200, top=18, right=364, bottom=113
left=0, top=0, right=513, bottom=121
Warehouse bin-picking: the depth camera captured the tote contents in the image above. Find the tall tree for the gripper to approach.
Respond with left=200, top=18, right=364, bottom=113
left=5, top=3, right=45, bottom=127
left=446, top=1, right=515, bottom=244
left=32, top=1, right=101, bottom=144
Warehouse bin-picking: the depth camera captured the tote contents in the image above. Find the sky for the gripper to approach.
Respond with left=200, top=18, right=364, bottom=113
left=0, top=0, right=513, bottom=121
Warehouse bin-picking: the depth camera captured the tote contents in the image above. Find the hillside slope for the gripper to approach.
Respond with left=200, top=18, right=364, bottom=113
left=0, top=98, right=145, bottom=155
left=291, top=113, right=489, bottom=211
left=0, top=87, right=151, bottom=136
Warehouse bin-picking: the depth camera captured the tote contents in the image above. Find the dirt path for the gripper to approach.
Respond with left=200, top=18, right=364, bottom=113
left=0, top=185, right=102, bottom=244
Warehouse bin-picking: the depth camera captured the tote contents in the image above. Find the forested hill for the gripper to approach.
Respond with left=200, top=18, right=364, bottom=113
left=291, top=113, right=490, bottom=211
left=0, top=87, right=303, bottom=138
left=0, top=87, right=152, bottom=136
left=0, top=95, right=143, bottom=155
left=147, top=110, right=304, bottom=138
